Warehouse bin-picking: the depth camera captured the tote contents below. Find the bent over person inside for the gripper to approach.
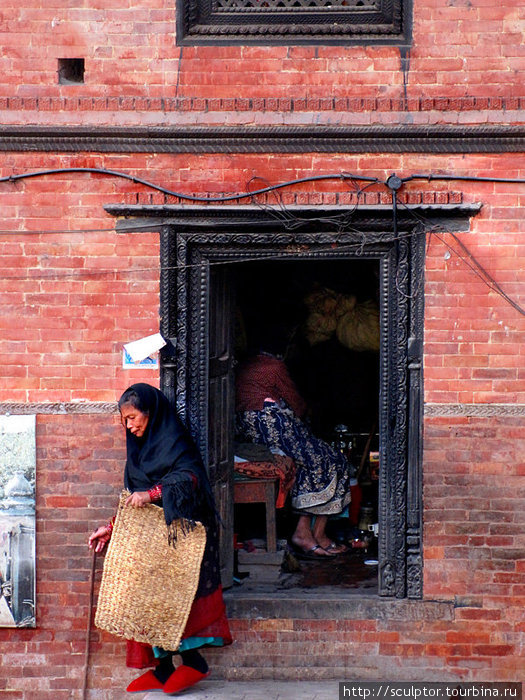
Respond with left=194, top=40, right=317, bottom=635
left=235, top=328, right=352, bottom=559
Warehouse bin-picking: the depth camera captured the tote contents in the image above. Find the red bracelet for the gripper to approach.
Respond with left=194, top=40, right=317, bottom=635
left=148, top=484, right=162, bottom=501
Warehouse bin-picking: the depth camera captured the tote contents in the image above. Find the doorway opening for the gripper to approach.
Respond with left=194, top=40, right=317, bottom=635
left=147, top=205, right=433, bottom=599
left=232, top=258, right=380, bottom=594
left=106, top=200, right=480, bottom=599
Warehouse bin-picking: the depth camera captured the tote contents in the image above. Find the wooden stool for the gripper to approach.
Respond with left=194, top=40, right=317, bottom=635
left=233, top=477, right=278, bottom=553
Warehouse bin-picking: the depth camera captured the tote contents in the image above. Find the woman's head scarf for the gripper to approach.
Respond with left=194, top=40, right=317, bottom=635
left=119, top=383, right=216, bottom=539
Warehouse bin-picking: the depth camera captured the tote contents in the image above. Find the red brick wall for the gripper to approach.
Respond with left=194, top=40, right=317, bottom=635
left=1, top=152, right=525, bottom=695
left=425, top=416, right=525, bottom=598
left=1, top=415, right=523, bottom=698
left=1, top=0, right=525, bottom=695
left=0, top=415, right=125, bottom=700
left=1, top=1, right=524, bottom=101
left=2, top=150, right=525, bottom=402
left=0, top=152, right=161, bottom=402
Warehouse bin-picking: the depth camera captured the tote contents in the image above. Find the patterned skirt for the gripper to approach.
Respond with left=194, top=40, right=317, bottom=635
left=235, top=404, right=351, bottom=516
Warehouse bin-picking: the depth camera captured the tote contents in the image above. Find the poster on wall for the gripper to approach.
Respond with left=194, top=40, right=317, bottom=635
left=0, top=415, right=36, bottom=627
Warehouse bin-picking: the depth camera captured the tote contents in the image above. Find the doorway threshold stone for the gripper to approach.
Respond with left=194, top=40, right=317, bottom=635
left=224, top=587, right=454, bottom=622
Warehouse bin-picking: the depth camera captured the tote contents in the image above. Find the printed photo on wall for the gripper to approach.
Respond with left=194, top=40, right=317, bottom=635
left=0, top=415, right=36, bottom=628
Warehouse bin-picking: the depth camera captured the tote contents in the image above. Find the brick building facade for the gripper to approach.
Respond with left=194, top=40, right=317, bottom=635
left=1, top=0, right=524, bottom=697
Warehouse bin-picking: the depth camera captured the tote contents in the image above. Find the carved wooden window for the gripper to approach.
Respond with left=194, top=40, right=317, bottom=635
left=177, top=0, right=408, bottom=45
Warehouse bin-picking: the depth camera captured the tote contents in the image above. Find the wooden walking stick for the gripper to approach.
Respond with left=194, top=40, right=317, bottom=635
left=82, top=550, right=97, bottom=700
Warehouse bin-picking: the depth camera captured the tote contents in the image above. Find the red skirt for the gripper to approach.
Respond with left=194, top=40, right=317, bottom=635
left=126, top=585, right=232, bottom=668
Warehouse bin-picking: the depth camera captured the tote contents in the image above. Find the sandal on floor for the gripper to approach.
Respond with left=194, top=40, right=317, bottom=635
left=289, top=543, right=336, bottom=560
left=322, top=541, right=348, bottom=555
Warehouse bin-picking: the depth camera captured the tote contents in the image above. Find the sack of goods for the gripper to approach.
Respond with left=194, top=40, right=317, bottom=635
left=336, top=299, right=380, bottom=353
left=304, top=285, right=379, bottom=352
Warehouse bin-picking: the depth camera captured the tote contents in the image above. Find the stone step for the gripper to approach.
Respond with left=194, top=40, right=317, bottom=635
left=144, top=679, right=341, bottom=699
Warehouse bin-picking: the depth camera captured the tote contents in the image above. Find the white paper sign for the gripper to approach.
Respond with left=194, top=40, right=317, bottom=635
left=122, top=349, right=159, bottom=370
left=123, top=333, right=166, bottom=363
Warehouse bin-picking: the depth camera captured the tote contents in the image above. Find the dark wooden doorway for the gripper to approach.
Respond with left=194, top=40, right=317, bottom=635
left=156, top=206, right=427, bottom=598
left=104, top=201, right=480, bottom=598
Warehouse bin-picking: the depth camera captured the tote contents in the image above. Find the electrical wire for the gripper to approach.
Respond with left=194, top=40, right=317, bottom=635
left=2, top=166, right=525, bottom=205
left=0, top=227, right=430, bottom=282
left=0, top=166, right=523, bottom=237
left=246, top=175, right=379, bottom=235
left=395, top=198, right=525, bottom=316
left=403, top=173, right=525, bottom=185
left=439, top=231, right=525, bottom=316
left=0, top=167, right=380, bottom=203
left=2, top=165, right=525, bottom=315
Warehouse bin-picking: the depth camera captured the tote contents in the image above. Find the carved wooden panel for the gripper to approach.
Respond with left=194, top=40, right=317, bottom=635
left=177, top=0, right=407, bottom=44
left=207, top=267, right=235, bottom=587
left=160, top=212, right=426, bottom=598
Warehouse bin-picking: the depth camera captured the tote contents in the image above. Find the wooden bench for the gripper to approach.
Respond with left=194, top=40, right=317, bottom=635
left=233, top=477, right=278, bottom=553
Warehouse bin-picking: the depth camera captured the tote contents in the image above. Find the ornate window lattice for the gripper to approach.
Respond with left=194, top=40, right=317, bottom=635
left=177, top=0, right=407, bottom=44
left=215, top=0, right=379, bottom=11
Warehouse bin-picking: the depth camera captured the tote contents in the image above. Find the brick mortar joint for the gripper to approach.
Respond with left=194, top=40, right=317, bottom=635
left=1, top=95, right=525, bottom=113
left=2, top=402, right=525, bottom=416
left=0, top=402, right=118, bottom=414
left=425, top=403, right=525, bottom=417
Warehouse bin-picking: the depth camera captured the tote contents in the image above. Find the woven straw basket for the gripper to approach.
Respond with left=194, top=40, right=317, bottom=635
left=94, top=491, right=207, bottom=650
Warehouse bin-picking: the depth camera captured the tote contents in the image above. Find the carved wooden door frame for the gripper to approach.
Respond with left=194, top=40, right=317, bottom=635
left=155, top=207, right=428, bottom=598
left=98, top=202, right=479, bottom=597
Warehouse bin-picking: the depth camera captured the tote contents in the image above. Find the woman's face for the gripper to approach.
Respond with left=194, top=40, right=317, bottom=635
left=120, top=402, right=149, bottom=438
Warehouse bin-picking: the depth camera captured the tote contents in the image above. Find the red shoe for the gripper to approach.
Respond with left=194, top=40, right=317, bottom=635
left=163, top=665, right=210, bottom=695
left=126, top=669, right=164, bottom=693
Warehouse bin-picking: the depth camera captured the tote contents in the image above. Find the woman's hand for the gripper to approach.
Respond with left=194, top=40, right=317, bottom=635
left=88, top=525, right=112, bottom=553
left=125, top=491, right=151, bottom=508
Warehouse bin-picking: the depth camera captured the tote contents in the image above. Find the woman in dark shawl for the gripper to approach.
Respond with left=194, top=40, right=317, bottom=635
left=88, top=383, right=232, bottom=695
